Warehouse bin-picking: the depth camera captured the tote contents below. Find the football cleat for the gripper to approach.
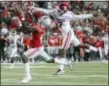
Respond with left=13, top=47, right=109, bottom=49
left=21, top=76, right=32, bottom=83
left=54, top=69, right=64, bottom=75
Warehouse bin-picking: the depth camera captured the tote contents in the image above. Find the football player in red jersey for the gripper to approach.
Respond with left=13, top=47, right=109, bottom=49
left=21, top=17, right=54, bottom=83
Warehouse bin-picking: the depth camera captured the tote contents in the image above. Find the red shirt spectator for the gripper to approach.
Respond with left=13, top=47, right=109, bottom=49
left=95, top=40, right=104, bottom=48
left=33, top=11, right=45, bottom=19
left=9, top=16, right=22, bottom=30
left=25, top=12, right=33, bottom=23
left=1, top=7, right=8, bottom=18
left=47, top=35, right=63, bottom=47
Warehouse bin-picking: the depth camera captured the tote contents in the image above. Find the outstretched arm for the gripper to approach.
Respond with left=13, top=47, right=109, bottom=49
left=57, top=12, right=93, bottom=21
left=71, top=13, right=93, bottom=20
left=29, top=7, right=57, bottom=15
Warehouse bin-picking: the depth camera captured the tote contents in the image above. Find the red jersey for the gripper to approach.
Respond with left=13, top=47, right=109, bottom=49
left=1, top=7, right=8, bottom=18
left=16, top=11, right=25, bottom=21
left=30, top=23, right=45, bottom=48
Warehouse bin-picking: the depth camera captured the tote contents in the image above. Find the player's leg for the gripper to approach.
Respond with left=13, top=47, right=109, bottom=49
left=54, top=49, right=73, bottom=74
left=54, top=64, right=64, bottom=75
left=102, top=45, right=108, bottom=63
left=58, top=30, right=73, bottom=59
left=39, top=46, right=66, bottom=74
left=104, top=44, right=108, bottom=59
left=38, top=47, right=71, bottom=74
left=98, top=47, right=103, bottom=60
left=9, top=57, right=15, bottom=68
left=21, top=54, right=31, bottom=83
left=54, top=31, right=73, bottom=74
left=21, top=48, right=39, bottom=83
left=9, top=47, right=18, bottom=68
left=55, top=54, right=73, bottom=74
left=54, top=53, right=73, bottom=74
left=2, top=48, right=5, bottom=63
left=0, top=49, right=3, bottom=63
left=0, top=47, right=5, bottom=63
left=71, top=34, right=97, bottom=52
left=0, top=49, right=2, bottom=63
left=39, top=47, right=53, bottom=62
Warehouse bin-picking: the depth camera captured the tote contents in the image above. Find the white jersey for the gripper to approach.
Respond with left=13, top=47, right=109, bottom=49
left=57, top=11, right=93, bottom=49
left=58, top=11, right=93, bottom=35
left=8, top=34, right=21, bottom=47
left=7, top=33, right=23, bottom=58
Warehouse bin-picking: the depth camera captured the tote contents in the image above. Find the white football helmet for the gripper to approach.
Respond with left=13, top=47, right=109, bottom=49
left=38, top=16, right=53, bottom=29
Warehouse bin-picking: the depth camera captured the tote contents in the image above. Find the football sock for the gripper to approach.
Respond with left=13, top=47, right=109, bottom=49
left=24, top=63, right=31, bottom=78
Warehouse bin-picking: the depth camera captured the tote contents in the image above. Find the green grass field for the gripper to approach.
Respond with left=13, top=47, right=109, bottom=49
left=1, top=62, right=108, bottom=85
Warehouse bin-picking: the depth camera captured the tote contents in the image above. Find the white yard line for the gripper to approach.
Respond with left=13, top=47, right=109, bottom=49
left=1, top=72, right=108, bottom=78
left=1, top=62, right=45, bottom=65
left=3, top=65, right=108, bottom=69
left=3, top=65, right=46, bottom=68
left=1, top=61, right=108, bottom=65
left=1, top=79, right=108, bottom=85
left=1, top=79, right=19, bottom=82
left=2, top=68, right=108, bottom=73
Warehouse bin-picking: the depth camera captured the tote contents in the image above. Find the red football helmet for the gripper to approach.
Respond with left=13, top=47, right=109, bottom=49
left=59, top=2, right=71, bottom=10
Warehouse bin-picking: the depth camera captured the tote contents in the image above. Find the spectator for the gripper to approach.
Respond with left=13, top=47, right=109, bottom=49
left=0, top=22, right=9, bottom=37
left=0, top=35, right=6, bottom=63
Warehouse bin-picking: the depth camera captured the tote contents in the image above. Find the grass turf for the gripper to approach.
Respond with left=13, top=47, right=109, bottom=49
left=1, top=62, right=108, bottom=85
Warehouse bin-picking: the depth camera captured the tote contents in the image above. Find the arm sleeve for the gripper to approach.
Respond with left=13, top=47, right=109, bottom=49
left=29, top=7, right=57, bottom=15
left=71, top=14, right=93, bottom=20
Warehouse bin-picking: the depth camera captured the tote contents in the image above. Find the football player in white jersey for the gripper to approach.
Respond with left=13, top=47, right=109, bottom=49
left=53, top=2, right=98, bottom=74
left=7, top=30, right=24, bottom=68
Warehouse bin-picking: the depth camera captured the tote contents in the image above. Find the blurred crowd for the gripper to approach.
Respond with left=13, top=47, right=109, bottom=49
left=0, top=1, right=108, bottom=63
